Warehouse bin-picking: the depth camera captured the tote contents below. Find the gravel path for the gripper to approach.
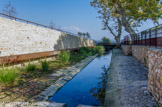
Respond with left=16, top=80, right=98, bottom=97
left=104, top=49, right=159, bottom=107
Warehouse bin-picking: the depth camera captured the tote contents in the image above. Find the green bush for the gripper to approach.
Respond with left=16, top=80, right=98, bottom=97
left=0, top=68, right=21, bottom=86
left=59, top=50, right=71, bottom=63
left=25, top=63, right=37, bottom=72
left=80, top=48, right=87, bottom=56
left=80, top=47, right=94, bottom=56
left=41, top=60, right=49, bottom=72
left=95, top=46, right=105, bottom=54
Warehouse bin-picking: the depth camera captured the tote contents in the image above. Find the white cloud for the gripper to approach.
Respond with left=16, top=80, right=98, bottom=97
left=61, top=25, right=81, bottom=33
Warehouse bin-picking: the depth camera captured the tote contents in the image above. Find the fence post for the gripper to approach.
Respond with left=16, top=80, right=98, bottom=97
left=136, top=34, right=137, bottom=45
left=136, top=34, right=138, bottom=45
left=149, top=29, right=151, bottom=46
left=155, top=26, right=157, bottom=47
left=145, top=31, right=146, bottom=46
left=141, top=33, right=142, bottom=45
left=133, top=34, right=135, bottom=45
left=137, top=34, right=139, bottom=45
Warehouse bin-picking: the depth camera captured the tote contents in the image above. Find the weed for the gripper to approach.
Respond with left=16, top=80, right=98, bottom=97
left=25, top=63, right=37, bottom=72
left=59, top=50, right=71, bottom=63
left=41, top=60, right=49, bottom=72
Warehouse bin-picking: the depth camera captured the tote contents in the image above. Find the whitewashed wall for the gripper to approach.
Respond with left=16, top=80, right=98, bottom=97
left=0, top=17, right=95, bottom=57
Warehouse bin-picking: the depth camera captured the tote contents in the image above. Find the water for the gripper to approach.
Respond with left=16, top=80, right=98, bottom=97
left=49, top=52, right=112, bottom=107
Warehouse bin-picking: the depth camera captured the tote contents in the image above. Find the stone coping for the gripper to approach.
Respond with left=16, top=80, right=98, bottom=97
left=0, top=102, right=66, bottom=107
left=148, top=47, right=162, bottom=52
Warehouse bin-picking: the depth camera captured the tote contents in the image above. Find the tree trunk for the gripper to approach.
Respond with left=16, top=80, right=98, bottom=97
left=115, top=36, right=121, bottom=47
left=117, top=3, right=136, bottom=41
left=122, top=18, right=136, bottom=41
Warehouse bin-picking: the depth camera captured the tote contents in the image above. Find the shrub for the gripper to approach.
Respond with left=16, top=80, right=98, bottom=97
left=25, top=63, right=37, bottom=72
left=0, top=68, right=21, bottom=86
left=80, top=48, right=87, bottom=56
left=41, top=60, right=49, bottom=72
left=59, top=50, right=71, bottom=63
left=95, top=46, right=105, bottom=54
left=80, top=47, right=94, bottom=56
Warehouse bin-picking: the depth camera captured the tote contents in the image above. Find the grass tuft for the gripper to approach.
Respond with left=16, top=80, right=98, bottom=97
left=25, top=63, right=37, bottom=72
left=41, top=60, right=49, bottom=72
left=59, top=50, right=71, bottom=63
left=0, top=68, right=21, bottom=86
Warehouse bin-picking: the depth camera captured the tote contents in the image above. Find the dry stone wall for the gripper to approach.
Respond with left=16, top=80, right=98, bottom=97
left=148, top=48, right=162, bottom=106
left=121, top=45, right=132, bottom=56
left=131, top=46, right=149, bottom=67
left=0, top=17, right=95, bottom=57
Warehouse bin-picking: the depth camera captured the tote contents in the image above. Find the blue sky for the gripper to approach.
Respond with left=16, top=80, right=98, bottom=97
left=0, top=0, right=161, bottom=42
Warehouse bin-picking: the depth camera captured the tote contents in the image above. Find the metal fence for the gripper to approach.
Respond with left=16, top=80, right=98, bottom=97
left=122, top=24, right=162, bottom=46
left=0, top=13, right=80, bottom=37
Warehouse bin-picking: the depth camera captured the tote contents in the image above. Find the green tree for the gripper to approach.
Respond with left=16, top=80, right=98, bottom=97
left=91, top=0, right=162, bottom=41
left=77, top=32, right=91, bottom=39
left=101, top=37, right=112, bottom=44
left=86, top=32, right=91, bottom=39
left=91, top=2, right=122, bottom=46
left=78, top=32, right=83, bottom=37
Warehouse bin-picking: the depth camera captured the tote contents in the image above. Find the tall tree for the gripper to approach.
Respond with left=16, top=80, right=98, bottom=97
left=101, top=10, right=122, bottom=46
left=2, top=1, right=18, bottom=18
left=91, top=0, right=162, bottom=41
left=91, top=2, right=122, bottom=46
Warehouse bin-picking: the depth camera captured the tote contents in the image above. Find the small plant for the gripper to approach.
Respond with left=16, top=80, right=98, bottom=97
left=41, top=60, right=49, bottom=72
left=59, top=50, right=71, bottom=63
left=25, top=63, right=37, bottom=72
left=95, top=46, right=105, bottom=54
left=0, top=68, right=21, bottom=86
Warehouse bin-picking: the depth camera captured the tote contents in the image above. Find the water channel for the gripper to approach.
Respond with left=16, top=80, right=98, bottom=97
left=49, top=52, right=112, bottom=107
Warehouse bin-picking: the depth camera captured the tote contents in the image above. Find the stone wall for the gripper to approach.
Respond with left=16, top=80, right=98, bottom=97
left=121, top=45, right=162, bottom=106
left=131, top=46, right=149, bottom=67
left=148, top=48, right=162, bottom=106
left=121, top=45, right=132, bottom=56
left=0, top=17, right=95, bottom=57
left=122, top=45, right=152, bottom=67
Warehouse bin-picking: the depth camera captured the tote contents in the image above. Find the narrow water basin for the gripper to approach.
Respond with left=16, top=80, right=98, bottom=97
left=49, top=52, right=112, bottom=107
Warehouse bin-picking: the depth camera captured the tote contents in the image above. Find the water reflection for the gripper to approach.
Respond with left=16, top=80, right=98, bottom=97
left=90, top=65, right=109, bottom=105
left=49, top=52, right=112, bottom=107
left=97, top=52, right=111, bottom=59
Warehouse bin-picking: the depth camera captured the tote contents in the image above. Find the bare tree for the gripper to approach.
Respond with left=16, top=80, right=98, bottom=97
left=2, top=1, right=18, bottom=17
left=49, top=20, right=55, bottom=28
